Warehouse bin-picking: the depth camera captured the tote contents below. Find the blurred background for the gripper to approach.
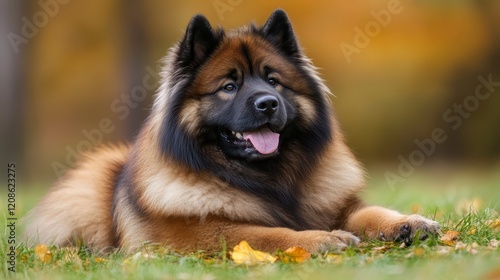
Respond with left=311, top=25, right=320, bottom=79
left=1, top=0, right=500, bottom=187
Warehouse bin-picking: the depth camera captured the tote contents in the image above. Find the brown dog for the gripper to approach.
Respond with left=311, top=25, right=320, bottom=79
left=24, top=9, right=439, bottom=253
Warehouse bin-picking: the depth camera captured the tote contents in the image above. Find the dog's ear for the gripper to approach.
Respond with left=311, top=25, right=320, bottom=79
left=178, top=14, right=222, bottom=67
left=261, top=9, right=300, bottom=57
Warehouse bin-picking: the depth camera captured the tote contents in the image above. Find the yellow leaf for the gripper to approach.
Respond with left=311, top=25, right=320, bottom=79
left=280, top=247, right=311, bottom=263
left=325, top=254, right=343, bottom=264
left=95, top=257, right=108, bottom=263
left=486, top=219, right=500, bottom=229
left=413, top=247, right=425, bottom=256
left=21, top=254, right=28, bottom=263
left=467, top=227, right=477, bottom=235
left=35, top=244, right=52, bottom=263
left=231, top=241, right=277, bottom=265
left=440, top=230, right=460, bottom=246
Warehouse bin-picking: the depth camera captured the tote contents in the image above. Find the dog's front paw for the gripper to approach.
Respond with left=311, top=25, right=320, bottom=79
left=381, top=215, right=440, bottom=245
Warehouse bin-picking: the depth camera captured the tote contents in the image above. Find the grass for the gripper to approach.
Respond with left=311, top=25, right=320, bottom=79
left=1, top=167, right=500, bottom=280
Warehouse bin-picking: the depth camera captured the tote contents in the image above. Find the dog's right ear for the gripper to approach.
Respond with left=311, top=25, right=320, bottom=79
left=261, top=9, right=300, bottom=58
left=178, top=15, right=222, bottom=68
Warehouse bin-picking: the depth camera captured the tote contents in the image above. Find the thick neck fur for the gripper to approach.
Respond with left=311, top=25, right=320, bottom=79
left=123, top=25, right=342, bottom=229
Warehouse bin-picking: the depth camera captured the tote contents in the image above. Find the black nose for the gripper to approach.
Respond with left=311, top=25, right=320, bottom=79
left=254, top=95, right=279, bottom=116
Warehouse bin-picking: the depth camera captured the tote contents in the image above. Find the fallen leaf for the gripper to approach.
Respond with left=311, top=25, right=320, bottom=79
left=467, top=227, right=477, bottom=235
left=404, top=247, right=424, bottom=259
left=280, top=247, right=311, bottom=263
left=231, top=241, right=277, bottom=265
left=35, top=244, right=52, bottom=263
left=486, top=219, right=500, bottom=230
left=412, top=204, right=422, bottom=214
left=95, top=257, right=108, bottom=263
left=413, top=247, right=425, bottom=256
left=21, top=254, right=28, bottom=263
left=325, top=254, right=343, bottom=264
left=440, top=230, right=460, bottom=246
left=373, top=245, right=390, bottom=253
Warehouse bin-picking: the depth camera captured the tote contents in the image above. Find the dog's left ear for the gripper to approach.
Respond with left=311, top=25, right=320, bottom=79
left=261, top=9, right=300, bottom=57
left=178, top=14, right=222, bottom=68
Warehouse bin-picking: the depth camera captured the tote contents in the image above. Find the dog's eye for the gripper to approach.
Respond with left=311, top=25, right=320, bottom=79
left=223, top=83, right=237, bottom=93
left=268, top=78, right=278, bottom=86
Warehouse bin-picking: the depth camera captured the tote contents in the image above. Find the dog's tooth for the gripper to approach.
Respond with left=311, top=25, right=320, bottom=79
left=231, top=131, right=236, bottom=135
left=235, top=132, right=243, bottom=139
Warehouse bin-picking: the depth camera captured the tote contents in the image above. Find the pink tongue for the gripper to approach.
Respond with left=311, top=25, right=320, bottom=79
left=243, top=127, right=280, bottom=155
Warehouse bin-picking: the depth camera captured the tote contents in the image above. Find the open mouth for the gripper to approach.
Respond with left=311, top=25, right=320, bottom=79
left=219, top=126, right=280, bottom=157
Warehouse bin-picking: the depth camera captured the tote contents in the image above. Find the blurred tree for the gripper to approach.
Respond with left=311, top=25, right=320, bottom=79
left=0, top=0, right=26, bottom=174
left=123, top=1, right=150, bottom=140
left=437, top=0, right=500, bottom=161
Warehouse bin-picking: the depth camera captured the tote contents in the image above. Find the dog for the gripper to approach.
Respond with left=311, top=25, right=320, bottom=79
left=23, top=9, right=439, bottom=253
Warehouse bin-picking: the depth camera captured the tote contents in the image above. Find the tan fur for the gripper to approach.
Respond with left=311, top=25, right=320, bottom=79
left=23, top=145, right=128, bottom=251
left=23, top=12, right=439, bottom=254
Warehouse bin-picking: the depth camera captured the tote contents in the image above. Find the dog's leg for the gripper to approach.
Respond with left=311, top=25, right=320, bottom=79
left=143, top=216, right=359, bottom=253
left=343, top=206, right=440, bottom=244
left=218, top=224, right=359, bottom=253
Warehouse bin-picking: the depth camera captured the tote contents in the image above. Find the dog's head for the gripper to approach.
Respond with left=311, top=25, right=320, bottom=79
left=156, top=9, right=333, bottom=171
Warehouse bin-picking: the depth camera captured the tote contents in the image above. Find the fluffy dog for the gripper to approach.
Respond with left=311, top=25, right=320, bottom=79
left=24, top=9, right=439, bottom=253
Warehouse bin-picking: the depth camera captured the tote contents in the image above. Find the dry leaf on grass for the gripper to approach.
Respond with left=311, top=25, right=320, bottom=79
left=231, top=241, right=277, bottom=265
left=486, top=219, right=500, bottom=230
left=413, top=247, right=425, bottom=256
left=373, top=245, right=390, bottom=253
left=440, top=230, right=460, bottom=246
left=467, top=226, right=477, bottom=235
left=95, top=257, right=108, bottom=263
left=280, top=247, right=311, bottom=263
left=404, top=247, right=425, bottom=258
left=35, top=244, right=52, bottom=263
left=325, top=254, right=343, bottom=264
